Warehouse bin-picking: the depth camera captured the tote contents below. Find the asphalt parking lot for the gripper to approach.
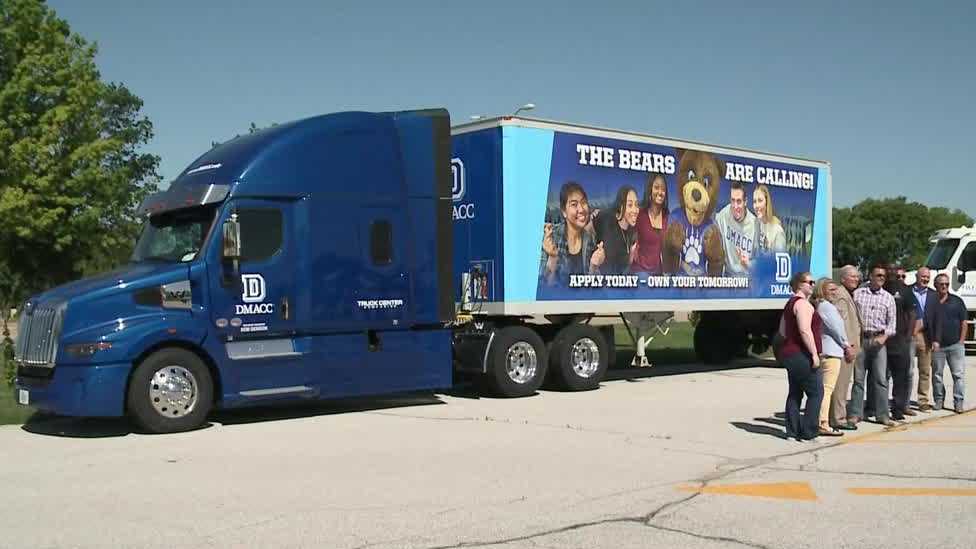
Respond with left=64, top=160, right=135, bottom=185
left=2, top=356, right=974, bottom=549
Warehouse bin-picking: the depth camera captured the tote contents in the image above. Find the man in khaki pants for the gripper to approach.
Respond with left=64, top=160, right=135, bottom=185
left=911, top=267, right=939, bottom=411
left=831, top=265, right=862, bottom=430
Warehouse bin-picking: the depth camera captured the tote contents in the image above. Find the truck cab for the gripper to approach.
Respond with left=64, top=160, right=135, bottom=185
left=14, top=109, right=456, bottom=433
left=907, top=225, right=976, bottom=351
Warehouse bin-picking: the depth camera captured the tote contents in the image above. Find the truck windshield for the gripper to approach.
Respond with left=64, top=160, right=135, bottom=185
left=925, top=238, right=959, bottom=270
left=131, top=206, right=216, bottom=263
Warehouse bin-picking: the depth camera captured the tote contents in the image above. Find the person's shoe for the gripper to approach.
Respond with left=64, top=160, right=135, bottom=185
left=955, top=403, right=965, bottom=414
left=891, top=413, right=906, bottom=421
left=835, top=422, right=858, bottom=431
left=878, top=419, right=897, bottom=427
left=847, top=416, right=861, bottom=425
left=919, top=404, right=933, bottom=413
left=902, top=409, right=918, bottom=416
left=934, top=401, right=944, bottom=410
left=818, top=427, right=844, bottom=437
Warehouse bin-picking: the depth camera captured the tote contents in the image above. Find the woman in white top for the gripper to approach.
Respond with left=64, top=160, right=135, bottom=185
left=813, top=277, right=854, bottom=436
left=753, top=184, right=786, bottom=253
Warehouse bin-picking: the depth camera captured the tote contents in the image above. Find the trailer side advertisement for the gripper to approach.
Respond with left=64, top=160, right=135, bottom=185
left=451, top=125, right=830, bottom=305
left=535, top=130, right=824, bottom=300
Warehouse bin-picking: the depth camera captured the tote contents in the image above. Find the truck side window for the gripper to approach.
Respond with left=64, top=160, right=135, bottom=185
left=239, top=208, right=283, bottom=262
left=960, top=242, right=976, bottom=272
left=370, top=220, right=393, bottom=265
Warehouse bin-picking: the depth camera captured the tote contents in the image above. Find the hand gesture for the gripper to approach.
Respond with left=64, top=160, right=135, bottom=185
left=590, top=241, right=606, bottom=271
left=629, top=241, right=639, bottom=263
left=737, top=247, right=750, bottom=269
left=542, top=223, right=557, bottom=257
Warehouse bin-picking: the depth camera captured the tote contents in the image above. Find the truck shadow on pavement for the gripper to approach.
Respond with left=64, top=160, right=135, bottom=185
left=19, top=359, right=783, bottom=438
left=20, top=393, right=447, bottom=438
left=602, top=357, right=779, bottom=383
left=21, top=414, right=134, bottom=438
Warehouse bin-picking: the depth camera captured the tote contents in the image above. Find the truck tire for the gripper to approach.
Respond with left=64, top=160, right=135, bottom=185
left=694, top=317, right=732, bottom=365
left=550, top=324, right=608, bottom=391
left=486, top=326, right=547, bottom=397
left=127, top=348, right=213, bottom=433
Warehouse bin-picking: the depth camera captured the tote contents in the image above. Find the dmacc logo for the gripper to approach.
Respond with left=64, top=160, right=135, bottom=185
left=451, top=158, right=465, bottom=202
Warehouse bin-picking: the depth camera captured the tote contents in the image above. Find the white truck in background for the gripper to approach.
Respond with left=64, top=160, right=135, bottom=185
left=907, top=224, right=976, bottom=352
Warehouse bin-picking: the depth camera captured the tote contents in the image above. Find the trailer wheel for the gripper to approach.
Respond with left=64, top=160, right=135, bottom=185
left=550, top=324, right=608, bottom=391
left=127, top=348, right=213, bottom=434
left=486, top=326, right=547, bottom=397
left=694, top=317, right=732, bottom=365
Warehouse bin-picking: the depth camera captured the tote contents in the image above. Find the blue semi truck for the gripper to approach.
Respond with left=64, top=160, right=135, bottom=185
left=14, top=109, right=832, bottom=433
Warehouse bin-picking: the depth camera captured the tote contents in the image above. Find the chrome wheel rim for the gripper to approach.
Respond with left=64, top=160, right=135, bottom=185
left=149, top=365, right=198, bottom=418
left=571, top=338, right=600, bottom=378
left=505, top=342, right=538, bottom=384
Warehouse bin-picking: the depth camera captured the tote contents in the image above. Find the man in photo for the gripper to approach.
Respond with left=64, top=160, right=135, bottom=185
left=714, top=181, right=758, bottom=275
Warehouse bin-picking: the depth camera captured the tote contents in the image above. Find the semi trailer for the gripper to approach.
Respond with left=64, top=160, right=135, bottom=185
left=14, top=108, right=832, bottom=433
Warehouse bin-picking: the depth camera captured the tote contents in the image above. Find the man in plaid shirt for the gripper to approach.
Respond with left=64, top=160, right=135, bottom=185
left=849, top=263, right=898, bottom=426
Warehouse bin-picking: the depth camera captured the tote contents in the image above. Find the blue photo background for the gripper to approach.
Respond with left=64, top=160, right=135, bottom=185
left=537, top=131, right=820, bottom=300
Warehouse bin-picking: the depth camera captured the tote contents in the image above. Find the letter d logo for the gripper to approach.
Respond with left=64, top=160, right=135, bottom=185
left=451, top=158, right=465, bottom=202
left=241, top=274, right=266, bottom=303
left=774, top=253, right=792, bottom=283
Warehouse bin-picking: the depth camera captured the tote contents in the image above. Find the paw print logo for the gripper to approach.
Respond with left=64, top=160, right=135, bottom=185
left=683, top=233, right=702, bottom=266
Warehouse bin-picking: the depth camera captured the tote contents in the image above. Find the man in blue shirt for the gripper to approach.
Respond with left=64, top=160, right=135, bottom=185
left=932, top=273, right=969, bottom=413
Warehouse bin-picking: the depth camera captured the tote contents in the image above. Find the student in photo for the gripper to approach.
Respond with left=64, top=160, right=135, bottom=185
left=540, top=182, right=605, bottom=285
left=630, top=173, right=669, bottom=274
left=714, top=180, right=758, bottom=275
left=753, top=184, right=787, bottom=254
left=594, top=185, right=639, bottom=274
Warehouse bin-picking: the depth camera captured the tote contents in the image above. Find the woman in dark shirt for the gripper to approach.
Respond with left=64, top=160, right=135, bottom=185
left=779, top=271, right=824, bottom=441
left=594, top=185, right=639, bottom=274
left=630, top=172, right=669, bottom=274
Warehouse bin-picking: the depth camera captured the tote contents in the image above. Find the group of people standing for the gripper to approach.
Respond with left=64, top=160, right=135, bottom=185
left=777, top=263, right=970, bottom=442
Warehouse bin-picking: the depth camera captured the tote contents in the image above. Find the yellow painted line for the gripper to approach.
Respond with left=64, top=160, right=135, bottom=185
left=846, top=439, right=976, bottom=444
left=678, top=482, right=817, bottom=501
left=837, top=412, right=976, bottom=445
left=848, top=488, right=976, bottom=497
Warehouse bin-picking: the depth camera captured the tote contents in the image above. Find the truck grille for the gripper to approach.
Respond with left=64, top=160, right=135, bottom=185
left=14, top=304, right=65, bottom=368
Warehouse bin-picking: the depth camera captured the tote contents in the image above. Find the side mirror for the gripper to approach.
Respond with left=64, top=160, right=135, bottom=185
left=222, top=214, right=241, bottom=260
left=959, top=272, right=967, bottom=285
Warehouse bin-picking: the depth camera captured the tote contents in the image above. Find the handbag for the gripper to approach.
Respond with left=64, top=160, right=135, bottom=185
left=771, top=316, right=786, bottom=362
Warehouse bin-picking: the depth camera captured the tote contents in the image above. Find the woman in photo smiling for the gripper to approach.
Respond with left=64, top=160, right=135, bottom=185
left=630, top=172, right=669, bottom=274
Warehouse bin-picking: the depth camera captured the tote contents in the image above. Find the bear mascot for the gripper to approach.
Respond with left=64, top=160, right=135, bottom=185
left=662, top=150, right=726, bottom=276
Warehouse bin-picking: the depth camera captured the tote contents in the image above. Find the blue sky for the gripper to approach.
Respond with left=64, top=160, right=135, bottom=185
left=48, top=0, right=976, bottom=217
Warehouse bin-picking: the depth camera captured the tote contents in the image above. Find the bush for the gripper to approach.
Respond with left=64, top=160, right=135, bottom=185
left=1, top=337, right=14, bottom=388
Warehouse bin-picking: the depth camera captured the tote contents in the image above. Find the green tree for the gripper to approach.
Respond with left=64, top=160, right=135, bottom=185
left=0, top=0, right=160, bottom=314
left=833, top=197, right=973, bottom=271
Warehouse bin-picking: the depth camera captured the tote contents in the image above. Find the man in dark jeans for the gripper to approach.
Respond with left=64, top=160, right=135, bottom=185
left=884, top=264, right=917, bottom=420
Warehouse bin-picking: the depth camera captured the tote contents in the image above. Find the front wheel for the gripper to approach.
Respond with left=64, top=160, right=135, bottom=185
left=127, top=348, right=213, bottom=433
